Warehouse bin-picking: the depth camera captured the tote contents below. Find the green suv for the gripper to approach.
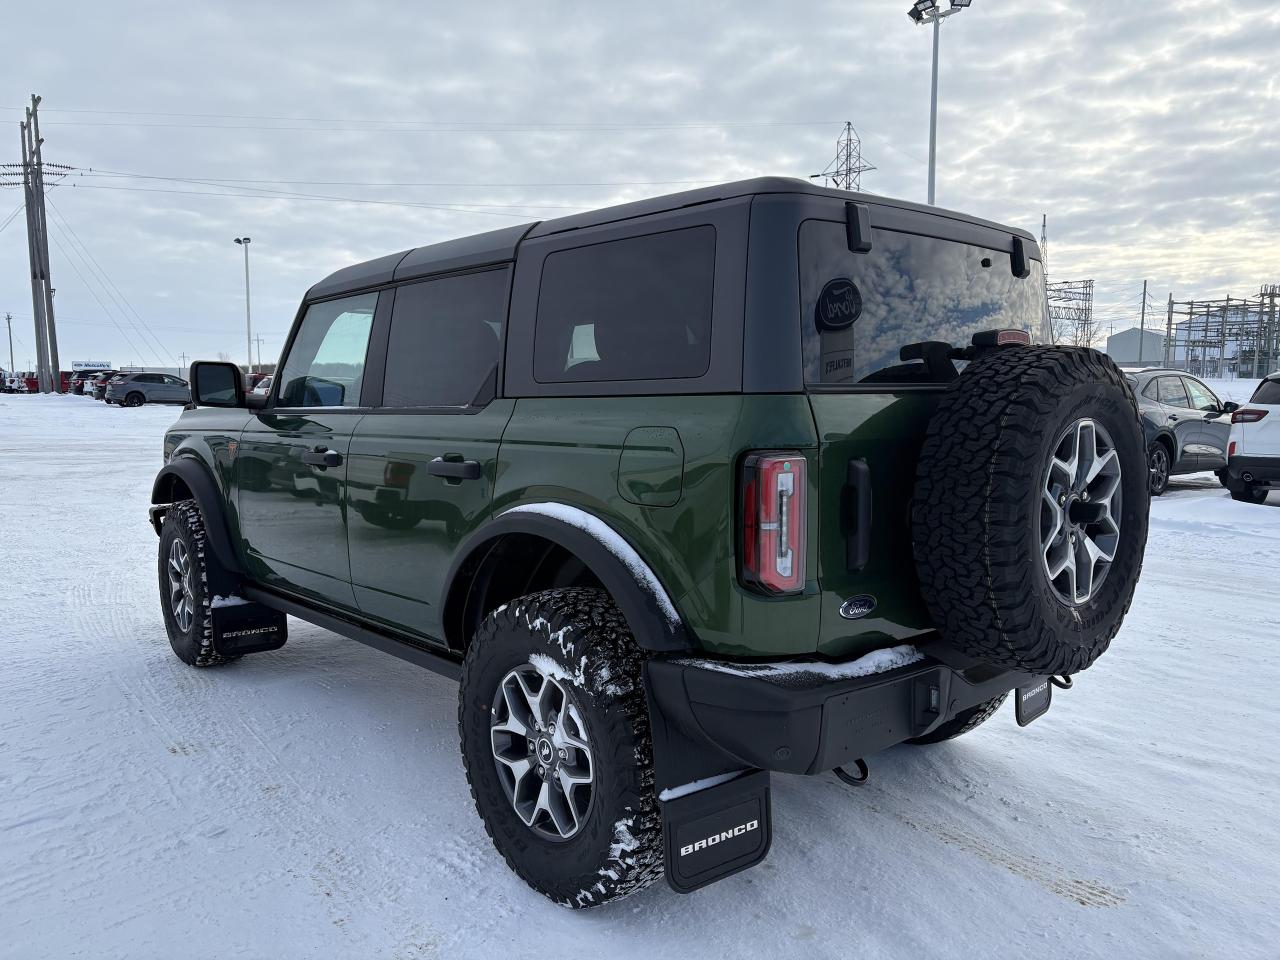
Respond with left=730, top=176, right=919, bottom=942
left=150, top=178, right=1149, bottom=907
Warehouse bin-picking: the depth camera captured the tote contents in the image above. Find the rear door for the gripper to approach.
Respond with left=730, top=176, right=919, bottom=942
left=236, top=291, right=379, bottom=608
left=1152, top=375, right=1203, bottom=469
left=346, top=268, right=513, bottom=641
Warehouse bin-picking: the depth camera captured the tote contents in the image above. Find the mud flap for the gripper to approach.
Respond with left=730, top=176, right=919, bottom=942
left=663, top=770, right=772, bottom=894
left=211, top=601, right=287, bottom=656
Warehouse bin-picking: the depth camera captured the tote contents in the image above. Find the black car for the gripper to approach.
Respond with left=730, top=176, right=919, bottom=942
left=1125, top=368, right=1238, bottom=494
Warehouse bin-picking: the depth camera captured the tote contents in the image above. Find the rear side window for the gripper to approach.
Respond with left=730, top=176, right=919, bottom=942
left=533, top=226, right=716, bottom=383
left=278, top=292, right=377, bottom=408
left=799, top=220, right=1047, bottom=385
left=382, top=268, right=509, bottom=407
left=1251, top=379, right=1280, bottom=404
left=1156, top=376, right=1190, bottom=407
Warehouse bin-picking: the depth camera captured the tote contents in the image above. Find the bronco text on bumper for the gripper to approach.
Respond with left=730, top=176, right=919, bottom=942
left=149, top=178, right=1149, bottom=907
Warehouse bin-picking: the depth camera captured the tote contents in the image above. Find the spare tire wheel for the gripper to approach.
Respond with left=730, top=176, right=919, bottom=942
left=911, top=346, right=1149, bottom=676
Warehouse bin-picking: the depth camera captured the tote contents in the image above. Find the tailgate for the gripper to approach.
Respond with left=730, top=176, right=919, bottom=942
left=808, top=391, right=941, bottom=659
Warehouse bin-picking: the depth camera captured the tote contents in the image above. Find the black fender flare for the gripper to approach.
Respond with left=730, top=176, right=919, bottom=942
left=443, top=503, right=694, bottom=654
left=150, top=456, right=244, bottom=583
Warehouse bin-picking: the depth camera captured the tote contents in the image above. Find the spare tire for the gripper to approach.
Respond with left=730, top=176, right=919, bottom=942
left=911, top=346, right=1148, bottom=676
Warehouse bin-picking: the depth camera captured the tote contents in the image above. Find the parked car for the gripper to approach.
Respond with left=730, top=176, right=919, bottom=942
left=250, top=374, right=273, bottom=396
left=105, top=372, right=190, bottom=407
left=149, top=177, right=1149, bottom=907
left=88, top=371, right=118, bottom=400
left=1225, top=373, right=1280, bottom=503
left=2, top=375, right=29, bottom=394
left=69, top=370, right=109, bottom=395
left=1124, top=368, right=1238, bottom=495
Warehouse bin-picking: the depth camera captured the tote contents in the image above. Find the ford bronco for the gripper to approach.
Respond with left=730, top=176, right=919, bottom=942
left=150, top=177, right=1148, bottom=907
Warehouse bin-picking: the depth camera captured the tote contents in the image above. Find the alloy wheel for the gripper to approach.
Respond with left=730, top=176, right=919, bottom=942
left=1040, top=418, right=1123, bottom=605
left=490, top=662, right=595, bottom=841
left=167, top=538, right=195, bottom=632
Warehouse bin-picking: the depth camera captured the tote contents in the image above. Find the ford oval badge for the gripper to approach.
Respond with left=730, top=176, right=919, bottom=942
left=839, top=595, right=877, bottom=620
left=815, top=278, right=863, bottom=332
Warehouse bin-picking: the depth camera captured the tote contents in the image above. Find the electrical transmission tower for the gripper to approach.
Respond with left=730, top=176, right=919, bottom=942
left=1, top=95, right=66, bottom=391
left=811, top=122, right=876, bottom=192
left=1047, top=280, right=1097, bottom=346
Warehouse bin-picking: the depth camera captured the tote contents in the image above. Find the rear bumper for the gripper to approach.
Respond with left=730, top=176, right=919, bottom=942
left=1227, top=455, right=1280, bottom=486
left=646, top=653, right=1027, bottom=778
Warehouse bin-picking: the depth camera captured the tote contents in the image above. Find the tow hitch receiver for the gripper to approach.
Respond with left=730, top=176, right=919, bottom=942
left=211, top=601, right=287, bottom=657
left=663, top=770, right=771, bottom=894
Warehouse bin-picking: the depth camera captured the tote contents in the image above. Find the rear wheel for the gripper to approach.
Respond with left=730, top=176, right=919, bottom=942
left=1148, top=442, right=1171, bottom=496
left=1230, top=484, right=1269, bottom=504
left=125, top=391, right=145, bottom=407
left=458, top=588, right=662, bottom=908
left=907, top=693, right=1007, bottom=744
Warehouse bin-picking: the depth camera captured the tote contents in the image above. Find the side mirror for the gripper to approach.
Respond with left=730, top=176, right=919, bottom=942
left=1223, top=401, right=1240, bottom=414
left=190, top=361, right=245, bottom=407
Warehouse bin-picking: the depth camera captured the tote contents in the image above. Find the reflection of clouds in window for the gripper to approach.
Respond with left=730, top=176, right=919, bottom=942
left=801, top=222, right=1046, bottom=384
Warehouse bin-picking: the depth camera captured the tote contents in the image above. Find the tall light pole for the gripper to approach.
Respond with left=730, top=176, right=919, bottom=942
left=908, top=0, right=974, bottom=205
left=234, top=237, right=253, bottom=376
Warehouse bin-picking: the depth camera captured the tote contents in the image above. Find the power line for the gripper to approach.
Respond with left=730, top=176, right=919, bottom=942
left=70, top=169, right=716, bottom=189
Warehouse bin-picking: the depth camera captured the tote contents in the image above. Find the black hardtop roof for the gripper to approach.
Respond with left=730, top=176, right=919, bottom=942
left=306, top=177, right=1039, bottom=300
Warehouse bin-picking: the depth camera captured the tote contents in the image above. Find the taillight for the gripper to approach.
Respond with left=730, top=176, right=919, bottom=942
left=1228, top=441, right=1237, bottom=457
left=740, top=452, right=807, bottom=594
left=1232, top=409, right=1269, bottom=424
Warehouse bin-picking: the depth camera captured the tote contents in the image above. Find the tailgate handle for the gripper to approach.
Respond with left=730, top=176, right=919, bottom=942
left=844, top=459, right=873, bottom=571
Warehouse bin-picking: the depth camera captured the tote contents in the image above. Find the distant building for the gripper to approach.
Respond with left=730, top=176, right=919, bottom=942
left=1105, top=327, right=1167, bottom=367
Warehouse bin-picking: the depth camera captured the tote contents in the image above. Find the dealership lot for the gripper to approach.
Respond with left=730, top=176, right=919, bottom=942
left=2, top=392, right=1278, bottom=959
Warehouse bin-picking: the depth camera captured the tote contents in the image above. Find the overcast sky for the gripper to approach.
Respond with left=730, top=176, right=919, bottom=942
left=2, top=0, right=1277, bottom=371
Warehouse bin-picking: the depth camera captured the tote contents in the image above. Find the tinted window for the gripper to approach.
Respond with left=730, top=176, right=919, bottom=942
left=533, top=226, right=715, bottom=383
left=799, top=221, right=1047, bottom=385
left=1140, top=378, right=1160, bottom=401
left=278, top=292, right=377, bottom=408
left=382, top=269, right=508, bottom=407
left=1156, top=376, right=1190, bottom=407
left=1251, top=379, right=1280, bottom=404
left=1184, top=378, right=1219, bottom=411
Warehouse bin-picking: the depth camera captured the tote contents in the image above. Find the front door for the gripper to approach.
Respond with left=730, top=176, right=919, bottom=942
left=236, top=291, right=379, bottom=608
left=346, top=268, right=512, bottom=642
left=1151, top=375, right=1203, bottom=471
left=1183, top=376, right=1230, bottom=470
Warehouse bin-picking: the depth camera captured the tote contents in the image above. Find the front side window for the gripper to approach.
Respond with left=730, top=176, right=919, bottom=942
left=382, top=269, right=508, bottom=407
left=1156, top=376, right=1190, bottom=407
left=277, top=292, right=377, bottom=408
left=533, top=226, right=716, bottom=383
left=1183, top=378, right=1219, bottom=411
left=799, top=220, right=1048, bottom=385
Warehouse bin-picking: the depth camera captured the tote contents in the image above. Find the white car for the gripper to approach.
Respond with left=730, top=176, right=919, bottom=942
left=3, top=376, right=29, bottom=394
left=251, top=375, right=273, bottom=396
left=1226, top=372, right=1280, bottom=503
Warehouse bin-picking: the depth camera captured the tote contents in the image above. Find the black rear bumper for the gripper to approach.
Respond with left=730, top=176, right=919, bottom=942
left=646, top=653, right=1027, bottom=780
left=1228, top=455, right=1280, bottom=486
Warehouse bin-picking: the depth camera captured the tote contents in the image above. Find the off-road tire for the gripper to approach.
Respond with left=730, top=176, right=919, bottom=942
left=157, top=500, right=239, bottom=668
left=1230, top=485, right=1269, bottom=504
left=1148, top=441, right=1171, bottom=496
left=458, top=587, right=663, bottom=908
left=912, top=346, right=1149, bottom=676
left=906, top=693, right=1007, bottom=745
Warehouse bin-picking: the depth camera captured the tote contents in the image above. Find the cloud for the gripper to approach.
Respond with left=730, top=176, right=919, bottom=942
left=1, top=0, right=1276, bottom=366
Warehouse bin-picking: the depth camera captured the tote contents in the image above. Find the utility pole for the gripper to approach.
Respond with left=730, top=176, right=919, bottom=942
left=5, top=313, right=13, bottom=373
left=1138, top=280, right=1148, bottom=365
left=234, top=237, right=253, bottom=376
left=178, top=352, right=189, bottom=377
left=908, top=1, right=975, bottom=205
left=19, top=117, right=50, bottom=392
left=29, top=96, right=60, bottom=390
left=18, top=95, right=61, bottom=393
left=252, top=335, right=265, bottom=370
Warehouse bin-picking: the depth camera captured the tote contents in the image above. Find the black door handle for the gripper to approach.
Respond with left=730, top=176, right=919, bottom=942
left=1168, top=415, right=1179, bottom=422
left=428, top=457, right=482, bottom=480
left=301, top=445, right=343, bottom=468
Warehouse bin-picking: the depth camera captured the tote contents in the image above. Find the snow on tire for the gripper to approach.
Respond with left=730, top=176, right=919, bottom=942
left=157, top=500, right=238, bottom=668
left=458, top=587, right=663, bottom=908
left=911, top=347, right=1149, bottom=677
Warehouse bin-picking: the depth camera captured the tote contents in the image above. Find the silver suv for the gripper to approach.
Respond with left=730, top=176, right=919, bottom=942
left=105, top=372, right=190, bottom=407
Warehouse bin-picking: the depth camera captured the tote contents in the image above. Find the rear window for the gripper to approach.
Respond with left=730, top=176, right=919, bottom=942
left=1251, top=379, right=1280, bottom=404
left=533, top=226, right=715, bottom=383
left=799, top=220, right=1047, bottom=386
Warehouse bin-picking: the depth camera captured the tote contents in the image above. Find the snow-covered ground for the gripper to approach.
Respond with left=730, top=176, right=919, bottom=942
left=3, top=392, right=1279, bottom=960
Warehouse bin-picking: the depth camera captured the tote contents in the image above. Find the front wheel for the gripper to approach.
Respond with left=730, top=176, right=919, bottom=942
left=458, top=588, right=663, bottom=908
left=157, top=500, right=239, bottom=667
left=1148, top=442, right=1171, bottom=496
